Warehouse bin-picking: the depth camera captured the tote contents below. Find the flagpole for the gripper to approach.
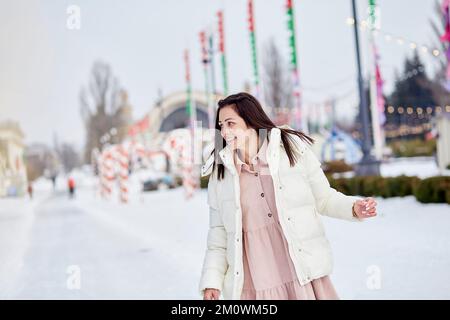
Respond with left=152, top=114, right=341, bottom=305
left=368, top=0, right=384, bottom=160
left=351, top=0, right=380, bottom=176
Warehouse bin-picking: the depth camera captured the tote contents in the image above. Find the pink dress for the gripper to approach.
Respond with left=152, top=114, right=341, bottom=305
left=234, top=137, right=339, bottom=300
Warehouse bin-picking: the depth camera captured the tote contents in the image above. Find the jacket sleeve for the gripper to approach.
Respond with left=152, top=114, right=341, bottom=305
left=198, top=171, right=229, bottom=298
left=303, top=144, right=364, bottom=222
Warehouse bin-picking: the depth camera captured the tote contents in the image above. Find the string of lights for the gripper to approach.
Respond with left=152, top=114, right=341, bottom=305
left=345, top=18, right=442, bottom=59
left=386, top=105, right=450, bottom=115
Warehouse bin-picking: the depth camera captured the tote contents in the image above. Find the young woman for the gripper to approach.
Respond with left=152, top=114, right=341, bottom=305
left=199, top=92, right=377, bottom=300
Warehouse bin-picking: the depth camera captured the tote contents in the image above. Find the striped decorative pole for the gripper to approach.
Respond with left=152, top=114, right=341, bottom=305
left=200, top=31, right=214, bottom=129
left=116, top=144, right=129, bottom=203
left=99, top=148, right=114, bottom=199
left=247, top=0, right=260, bottom=98
left=217, top=10, right=228, bottom=96
left=286, top=0, right=306, bottom=132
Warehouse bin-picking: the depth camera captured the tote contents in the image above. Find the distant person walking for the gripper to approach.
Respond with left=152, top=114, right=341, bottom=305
left=27, top=182, right=33, bottom=199
left=68, top=177, right=76, bottom=199
left=51, top=175, right=56, bottom=190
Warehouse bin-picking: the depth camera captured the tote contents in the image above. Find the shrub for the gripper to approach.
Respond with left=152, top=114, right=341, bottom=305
left=387, top=138, right=436, bottom=157
left=322, top=160, right=353, bottom=174
left=329, top=175, right=424, bottom=199
left=413, top=176, right=450, bottom=204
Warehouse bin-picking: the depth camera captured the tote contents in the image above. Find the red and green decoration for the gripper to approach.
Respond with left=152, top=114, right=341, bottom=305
left=368, top=0, right=385, bottom=125
left=217, top=10, right=228, bottom=96
left=374, top=46, right=386, bottom=125
left=247, top=0, right=260, bottom=97
left=368, top=0, right=377, bottom=29
left=440, top=0, right=450, bottom=91
left=184, top=49, right=194, bottom=126
left=286, top=0, right=298, bottom=68
left=199, top=31, right=209, bottom=66
left=286, top=0, right=303, bottom=130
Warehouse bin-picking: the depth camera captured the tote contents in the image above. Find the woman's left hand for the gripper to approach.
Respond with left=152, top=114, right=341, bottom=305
left=353, top=197, right=377, bottom=219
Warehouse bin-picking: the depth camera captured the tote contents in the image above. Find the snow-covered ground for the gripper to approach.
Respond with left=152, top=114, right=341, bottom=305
left=0, top=157, right=449, bottom=299
left=380, top=156, right=450, bottom=178
left=0, top=179, right=52, bottom=297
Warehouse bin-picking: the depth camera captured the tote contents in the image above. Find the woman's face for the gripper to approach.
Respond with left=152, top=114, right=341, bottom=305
left=218, top=105, right=252, bottom=151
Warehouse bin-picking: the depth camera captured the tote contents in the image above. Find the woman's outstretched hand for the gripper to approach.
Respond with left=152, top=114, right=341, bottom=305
left=353, top=197, right=377, bottom=218
left=203, top=288, right=220, bottom=300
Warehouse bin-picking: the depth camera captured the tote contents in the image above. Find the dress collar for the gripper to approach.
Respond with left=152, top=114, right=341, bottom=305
left=233, top=136, right=268, bottom=175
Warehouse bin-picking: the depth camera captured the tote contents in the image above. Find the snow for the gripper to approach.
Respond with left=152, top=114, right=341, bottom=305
left=380, top=156, right=450, bottom=178
left=0, top=191, right=50, bottom=296
left=325, top=196, right=450, bottom=299
left=0, top=158, right=449, bottom=299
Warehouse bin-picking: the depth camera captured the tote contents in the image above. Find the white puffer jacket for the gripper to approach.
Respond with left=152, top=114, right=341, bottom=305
left=198, top=126, right=364, bottom=300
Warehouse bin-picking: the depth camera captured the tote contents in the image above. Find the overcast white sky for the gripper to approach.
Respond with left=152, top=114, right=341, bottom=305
left=0, top=0, right=440, bottom=151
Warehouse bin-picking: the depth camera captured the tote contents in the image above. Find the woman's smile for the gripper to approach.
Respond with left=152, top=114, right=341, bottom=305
left=225, top=136, right=236, bottom=143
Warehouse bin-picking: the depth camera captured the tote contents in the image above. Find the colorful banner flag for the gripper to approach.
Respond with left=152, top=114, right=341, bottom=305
left=375, top=49, right=386, bottom=125
left=285, top=0, right=304, bottom=131
left=247, top=0, right=260, bottom=97
left=217, top=10, right=228, bottom=96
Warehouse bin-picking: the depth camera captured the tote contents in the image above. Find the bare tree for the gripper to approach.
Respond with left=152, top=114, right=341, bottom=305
left=80, top=61, right=132, bottom=163
left=24, top=144, right=59, bottom=182
left=262, top=38, right=293, bottom=113
left=58, top=143, right=81, bottom=173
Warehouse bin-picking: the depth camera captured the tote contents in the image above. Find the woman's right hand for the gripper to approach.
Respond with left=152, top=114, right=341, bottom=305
left=203, top=288, right=220, bottom=300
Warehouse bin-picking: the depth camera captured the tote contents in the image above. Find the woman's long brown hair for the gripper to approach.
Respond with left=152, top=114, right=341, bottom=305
left=211, top=92, right=314, bottom=180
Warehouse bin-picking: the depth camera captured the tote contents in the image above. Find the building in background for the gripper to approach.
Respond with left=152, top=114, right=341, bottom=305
left=128, top=90, right=222, bottom=150
left=0, top=120, right=27, bottom=197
